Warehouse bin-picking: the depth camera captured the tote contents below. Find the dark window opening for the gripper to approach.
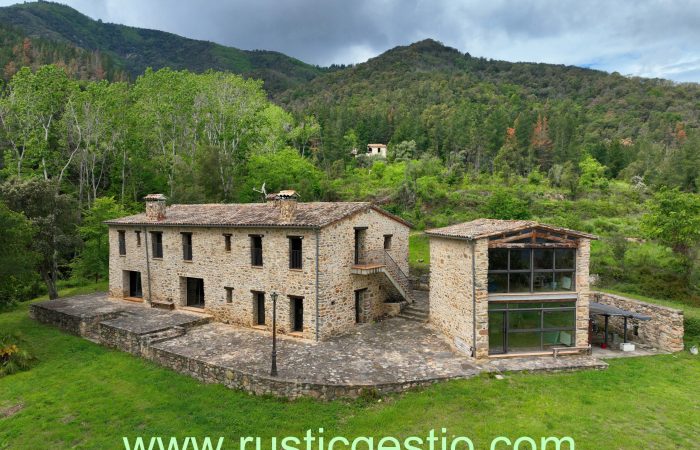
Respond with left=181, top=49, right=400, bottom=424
left=488, top=301, right=576, bottom=354
left=128, top=271, right=142, bottom=298
left=488, top=248, right=575, bottom=293
left=290, top=296, right=304, bottom=332
left=151, top=232, right=163, bottom=258
left=253, top=291, right=265, bottom=325
left=118, top=230, right=126, bottom=255
left=289, top=236, right=303, bottom=269
left=250, top=235, right=263, bottom=266
left=223, top=234, right=232, bottom=252
left=384, top=234, right=393, bottom=250
left=185, top=277, right=204, bottom=308
left=225, top=287, right=233, bottom=303
left=135, top=230, right=141, bottom=247
left=354, top=289, right=366, bottom=324
left=182, top=232, right=193, bottom=261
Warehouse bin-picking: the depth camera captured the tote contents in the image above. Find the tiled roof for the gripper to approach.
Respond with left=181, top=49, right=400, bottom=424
left=105, top=202, right=411, bottom=229
left=425, top=218, right=597, bottom=240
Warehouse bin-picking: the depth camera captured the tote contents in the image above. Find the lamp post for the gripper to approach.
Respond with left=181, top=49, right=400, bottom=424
left=270, top=291, right=278, bottom=377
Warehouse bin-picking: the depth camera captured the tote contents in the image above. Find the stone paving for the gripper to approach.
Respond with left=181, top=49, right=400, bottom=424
left=31, top=292, right=610, bottom=399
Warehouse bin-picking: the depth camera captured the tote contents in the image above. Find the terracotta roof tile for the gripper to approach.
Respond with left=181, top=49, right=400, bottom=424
left=106, top=202, right=411, bottom=229
left=425, top=218, right=597, bottom=240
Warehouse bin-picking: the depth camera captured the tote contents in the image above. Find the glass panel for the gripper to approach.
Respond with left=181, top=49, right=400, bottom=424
left=534, top=249, right=553, bottom=269
left=509, top=273, right=531, bottom=292
left=555, top=249, right=575, bottom=269
left=509, top=302, right=542, bottom=309
left=544, top=310, right=576, bottom=329
left=542, top=301, right=576, bottom=308
left=488, top=302, right=507, bottom=311
left=488, top=273, right=508, bottom=293
left=533, top=271, right=555, bottom=292
left=555, top=272, right=575, bottom=291
left=509, top=249, right=531, bottom=270
left=542, top=331, right=574, bottom=348
left=488, top=312, right=505, bottom=354
left=488, top=249, right=508, bottom=271
left=508, top=310, right=541, bottom=330
left=507, top=331, right=542, bottom=352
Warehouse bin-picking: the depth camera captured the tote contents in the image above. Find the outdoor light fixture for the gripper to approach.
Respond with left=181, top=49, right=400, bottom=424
left=270, top=291, right=278, bottom=377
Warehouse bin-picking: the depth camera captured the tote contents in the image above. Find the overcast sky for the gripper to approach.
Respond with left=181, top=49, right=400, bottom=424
left=4, top=0, right=700, bottom=82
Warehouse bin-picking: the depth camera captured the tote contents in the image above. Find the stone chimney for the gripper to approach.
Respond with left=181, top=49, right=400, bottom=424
left=144, top=194, right=167, bottom=221
left=273, top=190, right=299, bottom=222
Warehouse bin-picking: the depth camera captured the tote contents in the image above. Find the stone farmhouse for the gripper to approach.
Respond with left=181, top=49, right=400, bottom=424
left=105, top=191, right=412, bottom=341
left=427, top=219, right=596, bottom=359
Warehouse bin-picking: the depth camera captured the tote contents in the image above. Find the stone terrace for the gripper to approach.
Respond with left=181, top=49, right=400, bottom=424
left=31, top=293, right=608, bottom=400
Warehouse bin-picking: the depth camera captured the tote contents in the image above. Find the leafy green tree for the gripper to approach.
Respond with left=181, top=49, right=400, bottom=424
left=240, top=149, right=324, bottom=202
left=0, top=178, right=79, bottom=299
left=0, top=202, right=37, bottom=307
left=641, top=187, right=700, bottom=259
left=578, top=154, right=609, bottom=191
left=484, top=190, right=532, bottom=220
left=71, top=197, right=127, bottom=282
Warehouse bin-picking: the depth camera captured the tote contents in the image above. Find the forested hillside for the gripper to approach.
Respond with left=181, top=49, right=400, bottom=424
left=0, top=1, right=324, bottom=92
left=279, top=39, right=700, bottom=192
left=0, top=2, right=699, bottom=314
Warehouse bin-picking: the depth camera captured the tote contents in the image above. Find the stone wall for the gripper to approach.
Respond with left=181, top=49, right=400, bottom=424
left=108, top=207, right=409, bottom=341
left=575, top=239, right=592, bottom=347
left=428, top=236, right=475, bottom=356
left=593, top=292, right=684, bottom=352
left=316, top=208, right=410, bottom=338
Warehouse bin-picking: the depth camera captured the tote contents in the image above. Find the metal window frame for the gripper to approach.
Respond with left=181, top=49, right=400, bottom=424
left=487, top=247, right=576, bottom=294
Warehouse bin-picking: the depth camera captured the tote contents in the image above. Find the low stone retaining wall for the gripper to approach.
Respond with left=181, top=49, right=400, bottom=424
left=593, top=292, right=685, bottom=352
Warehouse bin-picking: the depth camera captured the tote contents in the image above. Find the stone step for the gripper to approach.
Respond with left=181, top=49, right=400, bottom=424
left=399, top=310, right=429, bottom=321
left=151, top=300, right=175, bottom=310
left=142, top=326, right=185, bottom=344
left=397, top=312, right=428, bottom=322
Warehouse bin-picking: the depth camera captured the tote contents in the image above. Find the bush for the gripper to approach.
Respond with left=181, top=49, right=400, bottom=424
left=484, top=190, right=531, bottom=220
left=0, top=333, right=35, bottom=377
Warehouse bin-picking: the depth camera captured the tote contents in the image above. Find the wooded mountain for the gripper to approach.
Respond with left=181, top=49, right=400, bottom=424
left=0, top=1, right=323, bottom=92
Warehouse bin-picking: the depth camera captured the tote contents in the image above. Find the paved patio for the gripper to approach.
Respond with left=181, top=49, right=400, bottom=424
left=31, top=292, right=609, bottom=399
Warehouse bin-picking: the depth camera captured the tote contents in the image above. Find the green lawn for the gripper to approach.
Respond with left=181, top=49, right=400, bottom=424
left=1, top=286, right=699, bottom=449
left=409, top=232, right=429, bottom=273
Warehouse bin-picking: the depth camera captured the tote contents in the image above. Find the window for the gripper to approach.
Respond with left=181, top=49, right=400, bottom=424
left=488, top=301, right=576, bottom=354
left=118, top=230, right=126, bottom=255
left=487, top=248, right=575, bottom=293
left=289, top=236, right=302, bottom=269
left=223, top=234, right=232, bottom=252
left=151, top=231, right=163, bottom=258
left=250, top=235, right=263, bottom=266
left=181, top=232, right=193, bottom=261
left=135, top=230, right=141, bottom=247
left=225, top=287, right=233, bottom=303
left=383, top=234, right=393, bottom=250
left=253, top=291, right=265, bottom=325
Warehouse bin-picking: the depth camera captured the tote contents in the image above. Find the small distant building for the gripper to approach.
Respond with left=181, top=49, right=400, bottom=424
left=352, top=144, right=387, bottom=158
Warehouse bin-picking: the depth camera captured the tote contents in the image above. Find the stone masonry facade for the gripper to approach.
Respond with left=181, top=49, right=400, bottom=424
left=428, top=220, right=593, bottom=359
left=108, top=200, right=409, bottom=341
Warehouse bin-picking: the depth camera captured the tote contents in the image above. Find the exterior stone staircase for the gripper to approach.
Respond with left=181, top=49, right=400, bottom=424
left=397, top=290, right=429, bottom=322
left=351, top=249, right=415, bottom=304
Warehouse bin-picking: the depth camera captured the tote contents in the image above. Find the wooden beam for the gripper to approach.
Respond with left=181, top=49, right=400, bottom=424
left=489, top=231, right=535, bottom=244
left=488, top=242, right=579, bottom=249
left=533, top=231, right=577, bottom=244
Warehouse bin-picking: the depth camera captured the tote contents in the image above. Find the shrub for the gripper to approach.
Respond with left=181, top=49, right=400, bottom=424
left=0, top=333, right=35, bottom=377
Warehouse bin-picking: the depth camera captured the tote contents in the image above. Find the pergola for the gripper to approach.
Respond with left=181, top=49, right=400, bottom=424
left=590, top=301, right=651, bottom=347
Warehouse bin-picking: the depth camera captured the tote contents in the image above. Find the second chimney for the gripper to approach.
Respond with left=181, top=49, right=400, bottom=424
left=275, top=190, right=299, bottom=223
left=144, top=194, right=167, bottom=221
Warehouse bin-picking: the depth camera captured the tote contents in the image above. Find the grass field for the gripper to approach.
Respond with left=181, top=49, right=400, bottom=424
left=1, top=284, right=699, bottom=449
